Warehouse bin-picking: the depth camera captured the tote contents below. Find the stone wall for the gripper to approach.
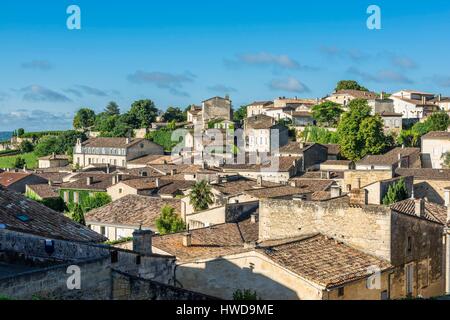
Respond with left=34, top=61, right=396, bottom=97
left=343, top=170, right=393, bottom=190
left=0, top=257, right=112, bottom=300
left=111, top=269, right=214, bottom=300
left=259, top=198, right=392, bottom=261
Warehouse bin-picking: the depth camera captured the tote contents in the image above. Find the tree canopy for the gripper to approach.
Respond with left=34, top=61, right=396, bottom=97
left=233, top=105, right=247, bottom=122
left=382, top=178, right=409, bottom=205
left=335, top=80, right=368, bottom=92
left=156, top=205, right=185, bottom=235
left=163, top=107, right=185, bottom=122
left=73, top=108, right=96, bottom=130
left=311, top=101, right=343, bottom=127
left=189, top=180, right=214, bottom=212
left=127, top=99, right=159, bottom=128
left=337, top=99, right=389, bottom=160
left=104, top=101, right=120, bottom=116
left=397, top=112, right=450, bottom=147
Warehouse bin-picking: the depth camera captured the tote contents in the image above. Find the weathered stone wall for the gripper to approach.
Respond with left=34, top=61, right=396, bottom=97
left=111, top=270, right=214, bottom=300
left=225, top=201, right=259, bottom=223
left=303, top=144, right=328, bottom=171
left=389, top=212, right=445, bottom=297
left=413, top=179, right=449, bottom=205
left=344, top=170, right=393, bottom=190
left=0, top=257, right=112, bottom=300
left=202, top=97, right=232, bottom=125
left=259, top=198, right=392, bottom=260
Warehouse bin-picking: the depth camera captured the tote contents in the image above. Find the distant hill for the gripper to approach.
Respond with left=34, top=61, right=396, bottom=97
left=0, top=132, right=12, bottom=142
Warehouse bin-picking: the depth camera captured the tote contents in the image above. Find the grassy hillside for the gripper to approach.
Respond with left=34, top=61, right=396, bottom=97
left=0, top=152, right=38, bottom=169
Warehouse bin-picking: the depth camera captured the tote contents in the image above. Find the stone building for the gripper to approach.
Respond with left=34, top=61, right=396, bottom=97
left=0, top=171, right=48, bottom=193
left=326, top=90, right=378, bottom=108
left=421, top=131, right=450, bottom=169
left=0, top=186, right=210, bottom=300
left=246, top=101, right=273, bottom=117
left=38, top=153, right=70, bottom=169
left=244, top=114, right=289, bottom=153
left=85, top=195, right=182, bottom=240
left=258, top=195, right=447, bottom=299
left=355, top=147, right=421, bottom=171
left=73, top=137, right=164, bottom=168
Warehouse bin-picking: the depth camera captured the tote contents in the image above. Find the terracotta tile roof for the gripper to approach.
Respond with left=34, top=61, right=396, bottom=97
left=334, top=90, right=378, bottom=99
left=61, top=173, right=140, bottom=191
left=395, top=168, right=450, bottom=180
left=278, top=141, right=309, bottom=154
left=85, top=195, right=181, bottom=229
left=222, top=156, right=300, bottom=172
left=323, top=144, right=341, bottom=156
left=35, top=172, right=71, bottom=184
left=422, top=131, right=450, bottom=140
left=244, top=185, right=312, bottom=199
left=257, top=234, right=392, bottom=289
left=390, top=199, right=447, bottom=225
left=391, top=96, right=436, bottom=106
left=157, top=180, right=196, bottom=196
left=81, top=137, right=146, bottom=148
left=120, top=178, right=171, bottom=191
left=38, top=154, right=70, bottom=161
left=26, top=184, right=60, bottom=199
left=292, top=171, right=344, bottom=180
left=247, top=101, right=273, bottom=107
left=118, top=167, right=164, bottom=178
left=245, top=114, right=277, bottom=129
left=127, top=155, right=181, bottom=165
left=289, top=179, right=335, bottom=192
left=0, top=186, right=106, bottom=242
left=0, top=172, right=32, bottom=187
left=356, top=147, right=420, bottom=166
left=211, top=178, right=279, bottom=196
left=152, top=219, right=259, bottom=262
left=321, top=160, right=352, bottom=166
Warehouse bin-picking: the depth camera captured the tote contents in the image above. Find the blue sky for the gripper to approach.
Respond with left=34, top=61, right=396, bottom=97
left=1, top=0, right=450, bottom=130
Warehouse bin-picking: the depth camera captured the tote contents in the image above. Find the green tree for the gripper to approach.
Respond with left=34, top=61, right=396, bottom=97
left=189, top=180, right=214, bottom=212
left=19, top=140, right=34, bottom=153
left=81, top=193, right=112, bottom=213
left=233, top=289, right=259, bottom=300
left=233, top=105, right=247, bottom=122
left=382, top=178, right=409, bottom=205
left=358, top=115, right=388, bottom=157
left=163, top=107, right=185, bottom=122
left=300, top=125, right=340, bottom=144
left=336, top=99, right=372, bottom=161
left=105, top=101, right=120, bottom=116
left=14, top=156, right=26, bottom=169
left=425, top=111, right=450, bottom=131
left=155, top=205, right=186, bottom=235
left=70, top=204, right=86, bottom=225
left=73, top=108, right=96, bottom=130
left=335, top=80, right=368, bottom=92
left=17, top=128, right=25, bottom=137
left=127, top=99, right=159, bottom=128
left=34, top=131, right=86, bottom=157
left=311, top=101, right=343, bottom=127
left=442, top=152, right=450, bottom=169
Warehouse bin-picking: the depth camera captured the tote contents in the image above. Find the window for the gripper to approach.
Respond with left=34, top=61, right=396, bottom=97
left=136, top=255, right=141, bottom=265
left=407, top=236, right=412, bottom=253
left=73, top=192, right=79, bottom=204
left=100, top=226, right=106, bottom=236
left=338, top=287, right=345, bottom=297
left=110, top=250, right=118, bottom=263
left=119, top=188, right=123, bottom=194
left=381, top=290, right=389, bottom=300
left=406, top=263, right=414, bottom=295
left=63, top=191, right=69, bottom=203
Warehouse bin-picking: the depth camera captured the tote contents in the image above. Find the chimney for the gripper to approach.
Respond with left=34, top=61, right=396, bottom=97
left=414, top=198, right=425, bottom=217
left=182, top=232, right=192, bottom=247
left=356, top=177, right=361, bottom=190
left=132, top=229, right=153, bottom=255
left=330, top=185, right=342, bottom=198
left=256, top=176, right=263, bottom=187
left=299, top=142, right=305, bottom=149
left=125, top=137, right=131, bottom=144
left=155, top=178, right=160, bottom=188
left=398, top=153, right=402, bottom=168
left=445, top=187, right=450, bottom=207
left=422, top=96, right=426, bottom=105
left=438, top=94, right=442, bottom=102
left=48, top=180, right=53, bottom=187
left=171, top=169, right=177, bottom=176
left=76, top=138, right=81, bottom=145
left=106, top=163, right=111, bottom=174
left=250, top=213, right=259, bottom=224
left=86, top=176, right=93, bottom=186
left=380, top=91, right=384, bottom=100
